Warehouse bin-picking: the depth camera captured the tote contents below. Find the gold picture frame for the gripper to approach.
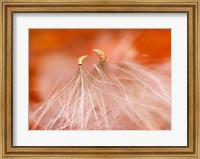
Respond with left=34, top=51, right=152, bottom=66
left=0, top=0, right=199, bottom=158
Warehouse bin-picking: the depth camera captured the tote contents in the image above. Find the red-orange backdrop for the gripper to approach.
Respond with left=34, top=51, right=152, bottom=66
left=29, top=29, right=171, bottom=110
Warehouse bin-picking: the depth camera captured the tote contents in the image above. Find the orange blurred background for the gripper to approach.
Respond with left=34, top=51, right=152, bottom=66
left=29, top=29, right=171, bottom=111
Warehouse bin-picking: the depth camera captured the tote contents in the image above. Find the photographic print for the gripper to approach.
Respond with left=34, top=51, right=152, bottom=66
left=2, top=0, right=198, bottom=157
left=29, top=29, right=171, bottom=130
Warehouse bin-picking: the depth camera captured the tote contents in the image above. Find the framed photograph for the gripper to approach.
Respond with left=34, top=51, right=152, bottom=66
left=0, top=0, right=199, bottom=158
